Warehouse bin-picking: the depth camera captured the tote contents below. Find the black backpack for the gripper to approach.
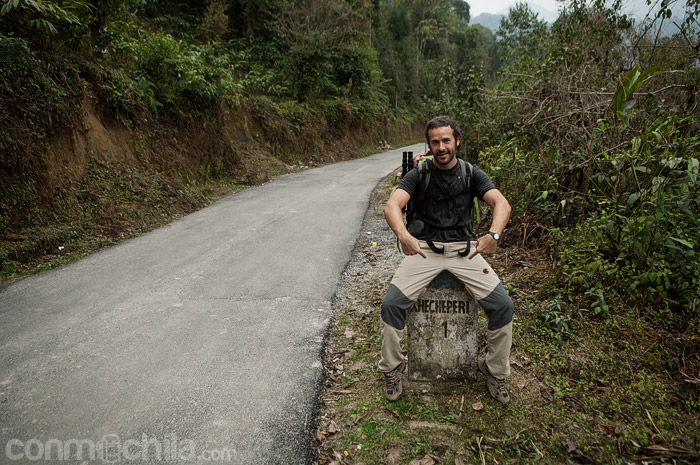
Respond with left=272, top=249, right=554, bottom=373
left=404, top=158, right=477, bottom=256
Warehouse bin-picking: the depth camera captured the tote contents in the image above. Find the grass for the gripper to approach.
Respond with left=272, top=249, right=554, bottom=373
left=317, top=175, right=700, bottom=465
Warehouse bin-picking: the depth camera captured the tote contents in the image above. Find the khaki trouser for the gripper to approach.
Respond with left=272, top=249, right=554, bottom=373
left=379, top=241, right=513, bottom=379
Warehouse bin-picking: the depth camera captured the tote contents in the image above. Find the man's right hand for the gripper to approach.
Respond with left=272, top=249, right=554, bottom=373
left=412, top=150, right=431, bottom=166
left=384, top=188, right=425, bottom=258
left=399, top=233, right=427, bottom=258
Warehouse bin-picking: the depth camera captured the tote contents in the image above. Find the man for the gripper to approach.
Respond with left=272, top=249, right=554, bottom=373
left=380, top=116, right=514, bottom=405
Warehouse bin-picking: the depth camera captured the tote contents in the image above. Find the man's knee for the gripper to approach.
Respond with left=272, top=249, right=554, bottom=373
left=479, top=283, right=514, bottom=330
left=381, top=284, right=414, bottom=330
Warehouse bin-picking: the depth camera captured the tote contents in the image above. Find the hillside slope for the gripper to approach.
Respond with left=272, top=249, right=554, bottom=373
left=0, top=84, right=417, bottom=281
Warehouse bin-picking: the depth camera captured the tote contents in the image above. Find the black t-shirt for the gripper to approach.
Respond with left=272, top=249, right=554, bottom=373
left=398, top=160, right=496, bottom=242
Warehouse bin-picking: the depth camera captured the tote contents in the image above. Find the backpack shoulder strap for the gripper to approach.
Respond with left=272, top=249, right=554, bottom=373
left=459, top=159, right=477, bottom=249
left=417, top=160, right=431, bottom=202
left=458, top=159, right=472, bottom=190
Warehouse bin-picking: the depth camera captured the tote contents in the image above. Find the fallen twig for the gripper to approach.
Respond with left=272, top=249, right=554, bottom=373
left=630, top=443, right=700, bottom=462
left=476, top=437, right=486, bottom=465
left=352, top=410, right=372, bottom=425
left=645, top=409, right=661, bottom=435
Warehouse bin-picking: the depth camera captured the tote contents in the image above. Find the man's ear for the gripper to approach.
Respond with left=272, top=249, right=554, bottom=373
left=456, top=136, right=461, bottom=149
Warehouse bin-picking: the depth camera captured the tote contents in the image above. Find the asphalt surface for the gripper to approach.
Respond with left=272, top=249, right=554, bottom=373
left=0, top=144, right=423, bottom=464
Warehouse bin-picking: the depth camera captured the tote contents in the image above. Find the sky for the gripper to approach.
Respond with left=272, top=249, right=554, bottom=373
left=467, top=0, right=560, bottom=17
left=467, top=0, right=689, bottom=22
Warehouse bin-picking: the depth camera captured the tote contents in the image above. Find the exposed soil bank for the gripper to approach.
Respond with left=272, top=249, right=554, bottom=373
left=1, top=91, right=419, bottom=280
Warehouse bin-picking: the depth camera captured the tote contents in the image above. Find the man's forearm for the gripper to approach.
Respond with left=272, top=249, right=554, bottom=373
left=489, top=201, right=511, bottom=235
left=385, top=195, right=426, bottom=258
left=384, top=202, right=409, bottom=240
left=482, top=190, right=511, bottom=236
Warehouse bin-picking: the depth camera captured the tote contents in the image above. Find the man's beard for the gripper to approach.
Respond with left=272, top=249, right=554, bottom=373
left=433, top=149, right=456, bottom=168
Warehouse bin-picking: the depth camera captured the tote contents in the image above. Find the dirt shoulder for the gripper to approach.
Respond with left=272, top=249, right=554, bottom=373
left=317, top=172, right=700, bottom=464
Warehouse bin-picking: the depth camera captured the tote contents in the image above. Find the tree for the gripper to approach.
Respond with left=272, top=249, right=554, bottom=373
left=496, top=1, right=548, bottom=66
left=89, top=0, right=153, bottom=52
left=0, top=0, right=89, bottom=47
left=202, top=0, right=228, bottom=40
left=276, top=0, right=384, bottom=104
left=374, top=0, right=420, bottom=106
left=450, top=0, right=469, bottom=23
left=450, top=24, right=496, bottom=75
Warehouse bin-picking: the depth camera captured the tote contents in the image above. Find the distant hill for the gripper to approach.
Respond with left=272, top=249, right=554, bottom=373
left=470, top=0, right=687, bottom=34
left=470, top=2, right=558, bottom=31
left=472, top=9, right=686, bottom=36
left=470, top=12, right=504, bottom=31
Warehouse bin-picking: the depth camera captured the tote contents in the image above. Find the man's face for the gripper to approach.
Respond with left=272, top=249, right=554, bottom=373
left=428, top=126, right=460, bottom=169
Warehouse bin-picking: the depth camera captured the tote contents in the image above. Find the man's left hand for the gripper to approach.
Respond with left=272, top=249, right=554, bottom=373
left=467, top=234, right=497, bottom=259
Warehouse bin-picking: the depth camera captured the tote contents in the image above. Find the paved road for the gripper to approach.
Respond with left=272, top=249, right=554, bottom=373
left=0, top=144, right=423, bottom=464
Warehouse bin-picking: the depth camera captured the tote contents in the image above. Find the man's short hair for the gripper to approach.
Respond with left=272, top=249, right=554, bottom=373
left=425, top=116, right=461, bottom=150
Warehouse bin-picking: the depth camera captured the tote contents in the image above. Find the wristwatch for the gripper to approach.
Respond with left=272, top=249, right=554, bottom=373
left=488, top=231, right=500, bottom=241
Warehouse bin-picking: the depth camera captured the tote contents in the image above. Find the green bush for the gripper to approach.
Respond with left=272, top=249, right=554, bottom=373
left=0, top=34, right=68, bottom=140
left=134, top=31, right=217, bottom=109
left=282, top=30, right=343, bottom=101
left=478, top=140, right=559, bottom=217
left=549, top=117, right=700, bottom=322
left=0, top=0, right=89, bottom=46
left=99, top=23, right=245, bottom=116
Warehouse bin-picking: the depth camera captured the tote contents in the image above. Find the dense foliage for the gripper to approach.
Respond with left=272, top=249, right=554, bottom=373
left=470, top=0, right=700, bottom=327
left=0, top=0, right=698, bottom=324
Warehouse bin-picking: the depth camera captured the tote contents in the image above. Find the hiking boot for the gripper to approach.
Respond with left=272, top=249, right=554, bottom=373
left=478, top=359, right=510, bottom=405
left=384, top=361, right=407, bottom=402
